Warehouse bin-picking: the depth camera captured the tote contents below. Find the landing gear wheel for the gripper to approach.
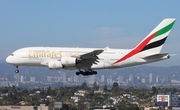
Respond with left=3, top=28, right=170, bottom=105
left=15, top=66, right=19, bottom=73
left=15, top=70, right=19, bottom=73
left=76, top=72, right=80, bottom=75
left=93, top=71, right=97, bottom=75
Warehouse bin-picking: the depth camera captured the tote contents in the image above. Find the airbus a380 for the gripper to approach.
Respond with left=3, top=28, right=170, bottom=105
left=6, top=18, right=176, bottom=75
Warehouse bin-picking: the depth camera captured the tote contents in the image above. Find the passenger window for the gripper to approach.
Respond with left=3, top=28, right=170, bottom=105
left=10, top=54, right=14, bottom=56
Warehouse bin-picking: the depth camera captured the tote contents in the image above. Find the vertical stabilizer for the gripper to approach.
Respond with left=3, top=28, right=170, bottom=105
left=135, top=18, right=176, bottom=53
left=113, top=18, right=176, bottom=64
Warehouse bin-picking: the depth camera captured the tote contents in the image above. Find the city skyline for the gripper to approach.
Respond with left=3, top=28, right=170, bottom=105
left=0, top=62, right=180, bottom=89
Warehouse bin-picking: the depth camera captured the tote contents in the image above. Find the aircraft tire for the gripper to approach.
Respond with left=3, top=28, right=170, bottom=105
left=15, top=70, right=19, bottom=73
left=93, top=71, right=97, bottom=74
left=76, top=72, right=80, bottom=75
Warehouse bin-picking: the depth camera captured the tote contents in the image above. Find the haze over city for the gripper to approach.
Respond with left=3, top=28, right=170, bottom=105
left=1, top=1, right=180, bottom=67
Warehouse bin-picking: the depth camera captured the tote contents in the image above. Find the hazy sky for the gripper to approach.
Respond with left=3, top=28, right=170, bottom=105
left=1, top=1, right=180, bottom=66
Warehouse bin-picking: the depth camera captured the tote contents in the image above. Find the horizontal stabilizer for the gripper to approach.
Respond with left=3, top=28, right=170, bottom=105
left=142, top=53, right=170, bottom=59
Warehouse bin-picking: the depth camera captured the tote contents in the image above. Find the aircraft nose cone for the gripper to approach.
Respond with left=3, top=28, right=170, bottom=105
left=6, top=56, right=10, bottom=63
left=6, top=56, right=12, bottom=64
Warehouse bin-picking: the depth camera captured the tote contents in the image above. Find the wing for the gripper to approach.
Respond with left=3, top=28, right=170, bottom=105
left=76, top=49, right=104, bottom=69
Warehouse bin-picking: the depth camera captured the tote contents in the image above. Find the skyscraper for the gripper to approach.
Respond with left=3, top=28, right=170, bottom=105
left=156, top=75, right=159, bottom=83
left=118, top=75, right=123, bottom=83
left=20, top=76, right=24, bottom=83
left=149, top=73, right=153, bottom=83
left=101, top=75, right=105, bottom=83
left=30, top=76, right=35, bottom=82
left=129, top=74, right=133, bottom=83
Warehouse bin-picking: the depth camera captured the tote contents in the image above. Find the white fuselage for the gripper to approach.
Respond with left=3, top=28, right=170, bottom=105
left=6, top=47, right=168, bottom=70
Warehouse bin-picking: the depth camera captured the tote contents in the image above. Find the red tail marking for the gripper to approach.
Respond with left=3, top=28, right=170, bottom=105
left=113, top=32, right=157, bottom=64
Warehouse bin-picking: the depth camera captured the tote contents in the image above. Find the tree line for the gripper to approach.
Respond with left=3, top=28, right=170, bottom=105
left=0, top=82, right=179, bottom=110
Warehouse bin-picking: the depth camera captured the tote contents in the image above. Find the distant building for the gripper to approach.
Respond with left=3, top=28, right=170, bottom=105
left=0, top=106, right=50, bottom=110
left=14, top=74, right=19, bottom=86
left=94, top=88, right=104, bottom=94
left=149, top=73, right=153, bottom=83
left=144, top=106, right=159, bottom=110
left=117, top=75, right=123, bottom=83
left=107, top=78, right=113, bottom=85
left=156, top=94, right=180, bottom=107
left=0, top=81, right=11, bottom=87
left=30, top=76, right=35, bottom=82
left=141, top=78, right=146, bottom=84
left=129, top=74, right=133, bottom=83
left=89, top=75, right=95, bottom=84
left=20, top=76, right=24, bottom=83
left=162, top=75, right=169, bottom=83
left=156, top=95, right=170, bottom=106
left=101, top=75, right=105, bottom=83
left=156, top=75, right=159, bottom=83
left=74, top=90, right=86, bottom=96
left=171, top=95, right=180, bottom=107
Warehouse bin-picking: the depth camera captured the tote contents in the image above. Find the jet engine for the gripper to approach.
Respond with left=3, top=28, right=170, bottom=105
left=48, top=61, right=63, bottom=70
left=61, top=57, right=77, bottom=67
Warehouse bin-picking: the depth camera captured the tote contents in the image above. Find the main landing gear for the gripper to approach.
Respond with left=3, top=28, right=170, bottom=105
left=15, top=66, right=19, bottom=73
left=76, top=70, right=97, bottom=76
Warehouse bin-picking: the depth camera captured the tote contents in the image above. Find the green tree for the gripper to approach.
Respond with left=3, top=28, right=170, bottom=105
left=112, top=82, right=120, bottom=95
left=1, top=87, right=8, bottom=93
left=112, top=82, right=118, bottom=88
left=22, top=89, right=29, bottom=95
left=46, top=87, right=52, bottom=95
left=104, top=84, right=108, bottom=92
left=152, top=86, right=157, bottom=95
left=60, top=104, right=69, bottom=110
left=8, top=92, right=13, bottom=98
left=81, top=82, right=88, bottom=90
left=93, top=82, right=99, bottom=90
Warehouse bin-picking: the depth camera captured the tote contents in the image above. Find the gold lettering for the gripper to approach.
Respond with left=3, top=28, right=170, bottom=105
left=34, top=51, right=39, bottom=57
left=42, top=51, right=46, bottom=57
left=46, top=51, right=51, bottom=57
left=38, top=51, right=42, bottom=57
left=52, top=51, right=55, bottom=58
left=57, top=52, right=62, bottom=58
left=54, top=52, right=57, bottom=58
left=28, top=50, right=62, bottom=58
left=28, top=50, right=33, bottom=57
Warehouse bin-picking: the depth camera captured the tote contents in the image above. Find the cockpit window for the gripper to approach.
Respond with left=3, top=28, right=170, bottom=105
left=10, top=54, right=14, bottom=56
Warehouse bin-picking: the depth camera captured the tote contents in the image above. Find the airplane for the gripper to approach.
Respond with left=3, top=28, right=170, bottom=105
left=6, top=18, right=176, bottom=76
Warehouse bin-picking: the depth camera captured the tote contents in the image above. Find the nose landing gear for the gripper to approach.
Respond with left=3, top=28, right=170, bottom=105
left=15, top=66, right=19, bottom=73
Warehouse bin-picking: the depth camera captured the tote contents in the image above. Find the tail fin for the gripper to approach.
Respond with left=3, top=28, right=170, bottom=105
left=135, top=18, right=176, bottom=53
left=113, top=18, right=176, bottom=64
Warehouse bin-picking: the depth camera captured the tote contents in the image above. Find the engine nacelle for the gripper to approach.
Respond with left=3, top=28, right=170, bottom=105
left=48, top=61, right=63, bottom=70
left=61, top=57, right=77, bottom=67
